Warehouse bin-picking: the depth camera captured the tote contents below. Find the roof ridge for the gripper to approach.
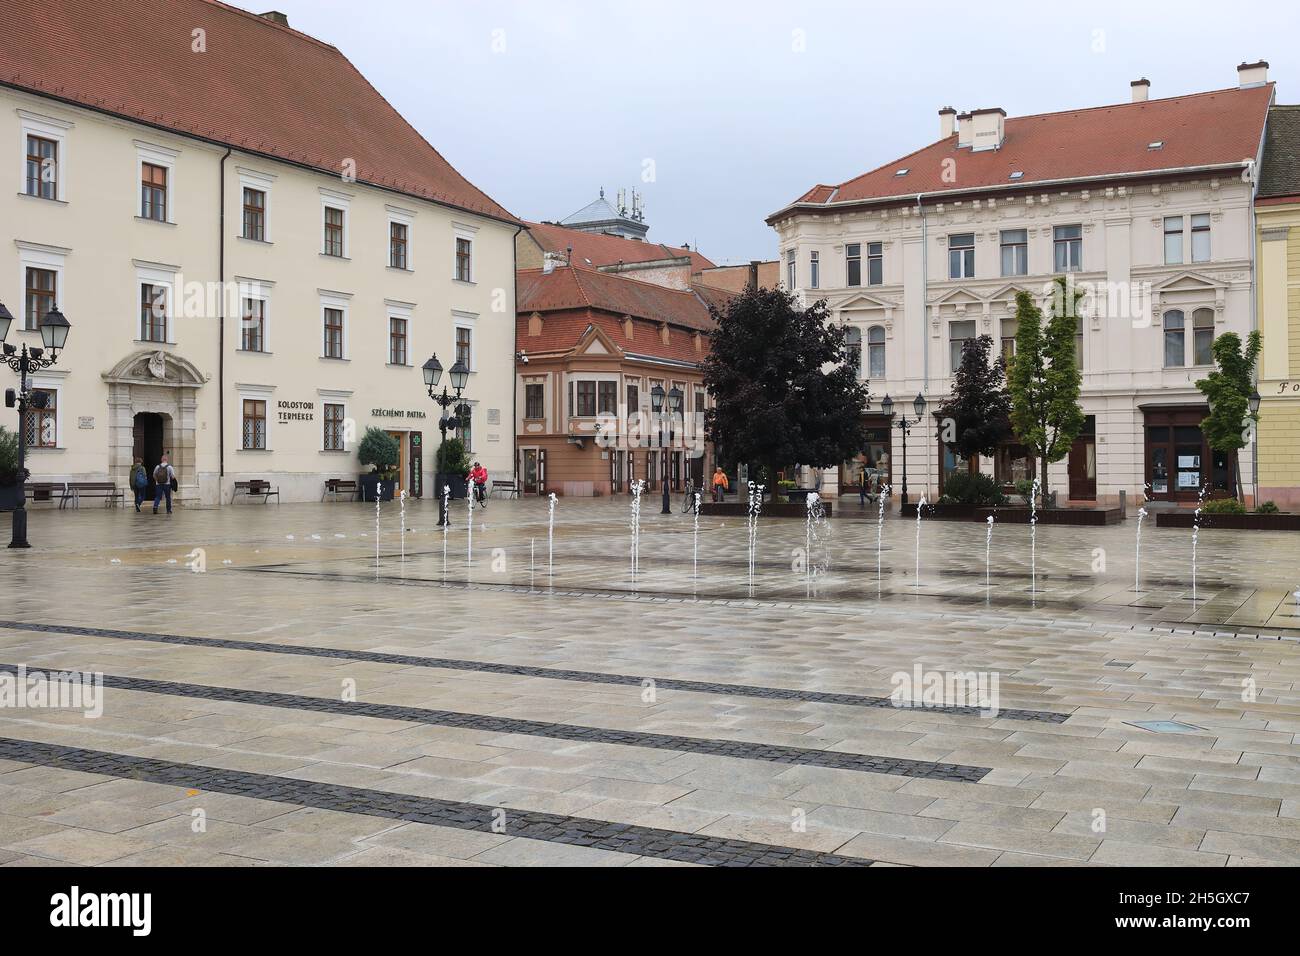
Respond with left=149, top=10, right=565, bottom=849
left=201, top=0, right=338, bottom=54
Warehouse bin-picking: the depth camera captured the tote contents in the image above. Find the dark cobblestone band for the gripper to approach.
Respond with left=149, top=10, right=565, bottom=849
left=0, top=662, right=990, bottom=782
left=0, top=620, right=1068, bottom=723
left=0, top=736, right=874, bottom=867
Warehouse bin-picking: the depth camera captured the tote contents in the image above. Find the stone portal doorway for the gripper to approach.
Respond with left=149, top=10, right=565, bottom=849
left=133, top=412, right=167, bottom=496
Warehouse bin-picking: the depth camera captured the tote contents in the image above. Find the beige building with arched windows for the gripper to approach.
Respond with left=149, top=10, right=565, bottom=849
left=769, top=65, right=1275, bottom=507
left=1, top=0, right=518, bottom=506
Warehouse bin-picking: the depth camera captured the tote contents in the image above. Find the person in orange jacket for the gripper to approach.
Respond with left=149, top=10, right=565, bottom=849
left=711, top=466, right=730, bottom=502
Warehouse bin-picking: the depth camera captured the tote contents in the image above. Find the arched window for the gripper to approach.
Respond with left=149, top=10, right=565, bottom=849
left=867, top=325, right=886, bottom=379
left=844, top=326, right=862, bottom=375
left=1192, top=308, right=1215, bottom=365
left=1162, top=310, right=1185, bottom=368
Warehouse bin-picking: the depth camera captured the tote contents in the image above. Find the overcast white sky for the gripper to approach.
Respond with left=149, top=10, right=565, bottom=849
left=269, top=0, right=1296, bottom=265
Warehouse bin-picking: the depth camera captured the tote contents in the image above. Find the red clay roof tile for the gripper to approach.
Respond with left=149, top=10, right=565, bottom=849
left=0, top=0, right=515, bottom=222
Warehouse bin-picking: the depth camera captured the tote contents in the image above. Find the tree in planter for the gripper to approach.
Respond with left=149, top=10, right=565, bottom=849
left=436, top=436, right=470, bottom=477
left=358, top=427, right=400, bottom=480
left=1195, top=330, right=1262, bottom=504
left=702, top=286, right=868, bottom=495
left=1006, top=278, right=1084, bottom=505
left=936, top=333, right=1012, bottom=474
left=0, top=426, right=21, bottom=484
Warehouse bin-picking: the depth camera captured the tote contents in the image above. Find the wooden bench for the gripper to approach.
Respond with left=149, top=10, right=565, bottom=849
left=232, top=479, right=280, bottom=504
left=25, top=481, right=65, bottom=505
left=64, top=481, right=124, bottom=509
left=491, top=479, right=519, bottom=499
left=322, top=478, right=358, bottom=502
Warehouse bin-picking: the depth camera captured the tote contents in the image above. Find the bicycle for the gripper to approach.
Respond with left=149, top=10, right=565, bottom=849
left=471, top=481, right=488, bottom=508
left=679, top=479, right=699, bottom=514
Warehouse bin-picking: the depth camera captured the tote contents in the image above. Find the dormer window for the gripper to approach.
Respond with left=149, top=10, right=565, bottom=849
left=894, top=168, right=910, bottom=177
left=1148, top=141, right=1164, bottom=150
left=1008, top=171, right=1024, bottom=180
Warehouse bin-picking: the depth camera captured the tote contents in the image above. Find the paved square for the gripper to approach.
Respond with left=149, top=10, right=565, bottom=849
left=2, top=496, right=1299, bottom=866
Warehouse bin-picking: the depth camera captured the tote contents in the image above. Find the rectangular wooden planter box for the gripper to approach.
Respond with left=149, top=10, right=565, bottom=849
left=1155, top=511, right=1300, bottom=531
left=699, top=500, right=833, bottom=518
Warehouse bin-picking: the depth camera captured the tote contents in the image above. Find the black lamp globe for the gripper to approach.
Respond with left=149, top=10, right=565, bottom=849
left=1248, top=389, right=1262, bottom=416
left=0, top=301, right=14, bottom=342
left=422, top=354, right=442, bottom=389
left=668, top=386, right=683, bottom=415
left=38, top=307, right=70, bottom=352
left=913, top=392, right=927, bottom=419
left=650, top=383, right=665, bottom=414
left=880, top=394, right=894, bottom=419
left=449, top=359, right=469, bottom=392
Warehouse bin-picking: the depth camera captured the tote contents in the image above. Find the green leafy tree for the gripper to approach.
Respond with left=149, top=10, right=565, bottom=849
left=1006, top=278, right=1085, bottom=504
left=436, top=436, right=470, bottom=476
left=703, top=287, right=868, bottom=489
left=357, top=427, right=400, bottom=477
left=936, top=334, right=1012, bottom=465
left=1195, top=330, right=1261, bottom=503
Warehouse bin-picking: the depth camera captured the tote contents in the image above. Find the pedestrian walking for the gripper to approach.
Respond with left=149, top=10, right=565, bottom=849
left=130, top=456, right=148, bottom=512
left=152, top=454, right=176, bottom=514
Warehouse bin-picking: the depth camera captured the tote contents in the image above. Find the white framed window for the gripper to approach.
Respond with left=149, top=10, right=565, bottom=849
left=133, top=259, right=179, bottom=344
left=1163, top=217, right=1184, bottom=265
left=135, top=141, right=178, bottom=223
left=25, top=375, right=65, bottom=449
left=1192, top=308, right=1215, bottom=365
left=387, top=299, right=415, bottom=366
left=846, top=244, right=861, bottom=287
left=867, top=242, right=884, bottom=285
left=319, top=187, right=352, bottom=258
left=786, top=248, right=796, bottom=288
left=809, top=251, right=820, bottom=289
left=1163, top=310, right=1186, bottom=368
left=236, top=278, right=273, bottom=353
left=867, top=325, right=886, bottom=378
left=1000, top=229, right=1028, bottom=277
left=844, top=326, right=862, bottom=376
left=948, top=234, right=975, bottom=279
left=237, top=167, right=275, bottom=242
left=1191, top=214, right=1211, bottom=263
left=18, top=110, right=73, bottom=202
left=319, top=289, right=352, bottom=359
left=388, top=205, right=415, bottom=270
left=949, top=319, right=977, bottom=371
left=453, top=222, right=478, bottom=282
left=1053, top=224, right=1083, bottom=272
left=237, top=384, right=275, bottom=451
left=453, top=310, right=477, bottom=371
left=16, top=241, right=68, bottom=332
left=318, top=388, right=353, bottom=453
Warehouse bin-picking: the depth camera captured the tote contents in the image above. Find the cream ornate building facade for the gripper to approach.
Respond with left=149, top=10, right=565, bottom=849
left=1, top=0, right=517, bottom=506
left=769, top=65, right=1275, bottom=507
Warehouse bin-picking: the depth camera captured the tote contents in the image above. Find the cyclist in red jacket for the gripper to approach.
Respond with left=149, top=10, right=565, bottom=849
left=469, top=462, right=489, bottom=504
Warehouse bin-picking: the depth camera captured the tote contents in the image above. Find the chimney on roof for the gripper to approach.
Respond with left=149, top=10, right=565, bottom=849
left=747, top=260, right=760, bottom=291
left=970, top=108, right=1006, bottom=151
left=1131, top=78, right=1150, bottom=102
left=1237, top=60, right=1269, bottom=88
left=956, top=112, right=973, bottom=148
left=259, top=10, right=289, bottom=27
left=939, top=107, right=957, bottom=139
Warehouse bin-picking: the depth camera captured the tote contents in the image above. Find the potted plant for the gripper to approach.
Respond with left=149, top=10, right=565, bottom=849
left=357, top=427, right=399, bottom=502
left=435, top=436, right=470, bottom=500
left=0, top=426, right=26, bottom=512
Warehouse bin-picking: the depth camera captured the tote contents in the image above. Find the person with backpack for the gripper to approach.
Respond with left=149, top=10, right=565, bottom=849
left=130, top=456, right=148, bottom=512
left=152, top=454, right=176, bottom=514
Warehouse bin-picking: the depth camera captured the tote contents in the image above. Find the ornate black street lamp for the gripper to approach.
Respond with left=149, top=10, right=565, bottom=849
left=881, top=392, right=926, bottom=507
left=1, top=302, right=71, bottom=549
left=650, top=383, right=683, bottom=515
left=423, top=354, right=469, bottom=526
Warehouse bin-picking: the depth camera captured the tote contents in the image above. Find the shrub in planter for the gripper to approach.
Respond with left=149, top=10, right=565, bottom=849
left=939, top=471, right=1007, bottom=507
left=1201, top=497, right=1246, bottom=515
left=357, top=427, right=400, bottom=501
left=434, top=437, right=470, bottom=499
left=1013, top=478, right=1037, bottom=507
left=0, top=427, right=26, bottom=511
left=1256, top=500, right=1280, bottom=514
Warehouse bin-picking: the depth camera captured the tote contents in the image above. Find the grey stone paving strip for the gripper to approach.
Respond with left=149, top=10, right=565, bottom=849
left=0, top=663, right=990, bottom=782
left=0, top=737, right=874, bottom=867
left=0, top=620, right=1067, bottom=723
